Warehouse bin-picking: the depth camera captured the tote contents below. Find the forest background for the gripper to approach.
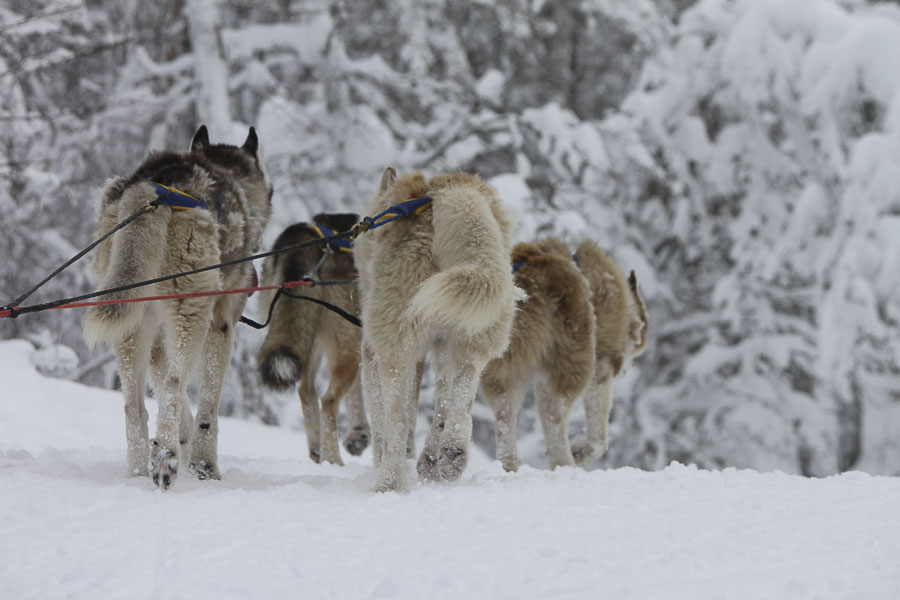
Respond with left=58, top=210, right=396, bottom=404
left=3, top=0, right=900, bottom=476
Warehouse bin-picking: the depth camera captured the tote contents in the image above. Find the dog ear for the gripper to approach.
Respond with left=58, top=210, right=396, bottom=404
left=190, top=125, right=210, bottom=152
left=242, top=127, right=259, bottom=155
left=379, top=167, right=396, bottom=192
left=628, top=270, right=637, bottom=291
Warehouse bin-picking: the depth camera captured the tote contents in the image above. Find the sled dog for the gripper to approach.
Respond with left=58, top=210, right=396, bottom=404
left=257, top=213, right=370, bottom=466
left=354, top=168, right=518, bottom=492
left=569, top=240, right=648, bottom=464
left=481, top=238, right=596, bottom=471
left=83, top=125, right=272, bottom=489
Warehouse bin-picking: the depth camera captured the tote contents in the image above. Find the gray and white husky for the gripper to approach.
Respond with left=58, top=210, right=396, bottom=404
left=83, top=125, right=272, bottom=490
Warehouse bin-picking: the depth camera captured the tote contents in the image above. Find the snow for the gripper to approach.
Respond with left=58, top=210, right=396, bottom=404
left=1, top=339, right=898, bottom=600
left=475, top=69, right=506, bottom=105
left=186, top=0, right=232, bottom=138
left=221, top=17, right=333, bottom=63
left=340, top=104, right=399, bottom=173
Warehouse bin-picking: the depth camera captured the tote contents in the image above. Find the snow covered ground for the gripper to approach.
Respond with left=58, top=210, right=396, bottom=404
left=1, top=338, right=898, bottom=600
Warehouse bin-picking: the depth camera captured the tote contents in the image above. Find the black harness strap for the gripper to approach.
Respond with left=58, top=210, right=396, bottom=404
left=2, top=200, right=160, bottom=313
left=238, top=284, right=361, bottom=329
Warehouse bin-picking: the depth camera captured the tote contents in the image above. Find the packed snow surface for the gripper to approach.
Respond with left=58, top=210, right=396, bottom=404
left=0, top=339, right=898, bottom=600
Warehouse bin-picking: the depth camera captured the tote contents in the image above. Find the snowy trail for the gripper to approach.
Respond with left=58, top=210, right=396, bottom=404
left=1, top=339, right=898, bottom=600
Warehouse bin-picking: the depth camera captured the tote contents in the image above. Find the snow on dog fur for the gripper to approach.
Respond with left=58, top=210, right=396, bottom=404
left=257, top=213, right=370, bottom=466
left=481, top=237, right=596, bottom=471
left=353, top=168, right=518, bottom=492
left=83, top=125, right=272, bottom=489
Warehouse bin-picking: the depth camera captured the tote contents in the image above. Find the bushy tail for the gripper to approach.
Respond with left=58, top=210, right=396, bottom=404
left=258, top=345, right=302, bottom=390
left=406, top=185, right=516, bottom=335
left=256, top=224, right=321, bottom=390
left=83, top=184, right=170, bottom=347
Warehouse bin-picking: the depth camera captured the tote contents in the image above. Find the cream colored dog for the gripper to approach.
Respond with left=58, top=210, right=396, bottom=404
left=570, top=240, right=648, bottom=464
left=481, top=238, right=596, bottom=471
left=257, top=213, right=370, bottom=466
left=354, top=168, right=518, bottom=492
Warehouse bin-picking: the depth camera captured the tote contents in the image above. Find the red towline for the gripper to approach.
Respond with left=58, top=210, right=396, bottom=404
left=0, top=279, right=314, bottom=320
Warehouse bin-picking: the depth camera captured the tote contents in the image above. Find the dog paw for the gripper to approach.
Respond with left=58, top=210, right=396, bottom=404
left=374, top=464, right=408, bottom=493
left=437, top=446, right=467, bottom=482
left=571, top=440, right=605, bottom=464
left=128, top=451, right=150, bottom=478
left=309, top=448, right=322, bottom=464
left=189, top=459, right=220, bottom=481
left=150, top=439, right=178, bottom=490
left=416, top=448, right=440, bottom=481
left=344, top=426, right=370, bottom=456
left=500, top=459, right=520, bottom=473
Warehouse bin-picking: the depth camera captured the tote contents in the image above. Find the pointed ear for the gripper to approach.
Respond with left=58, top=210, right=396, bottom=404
left=379, top=167, right=396, bottom=192
left=242, top=127, right=259, bottom=155
left=628, top=270, right=637, bottom=291
left=190, top=125, right=210, bottom=152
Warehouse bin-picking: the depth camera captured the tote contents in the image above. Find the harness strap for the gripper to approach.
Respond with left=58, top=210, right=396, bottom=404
left=356, top=196, right=432, bottom=234
left=2, top=196, right=426, bottom=320
left=312, top=223, right=354, bottom=253
left=150, top=182, right=208, bottom=211
left=238, top=284, right=362, bottom=330
left=512, top=253, right=580, bottom=273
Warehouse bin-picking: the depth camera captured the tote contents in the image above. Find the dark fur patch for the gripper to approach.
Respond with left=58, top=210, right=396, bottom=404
left=313, top=212, right=360, bottom=233
left=611, top=354, right=624, bottom=377
left=125, top=150, right=199, bottom=189
left=201, top=144, right=256, bottom=179
left=259, top=346, right=302, bottom=390
left=273, top=223, right=325, bottom=282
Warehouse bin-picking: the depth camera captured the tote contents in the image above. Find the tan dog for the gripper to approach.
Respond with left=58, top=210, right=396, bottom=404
left=354, top=168, right=518, bottom=492
left=257, top=213, right=370, bottom=466
left=83, top=125, right=272, bottom=489
left=481, top=238, right=596, bottom=471
left=570, top=240, right=648, bottom=464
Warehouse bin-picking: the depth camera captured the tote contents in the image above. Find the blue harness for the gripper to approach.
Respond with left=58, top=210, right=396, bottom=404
left=150, top=182, right=208, bottom=211
left=312, top=223, right=354, bottom=253
left=358, top=196, right=433, bottom=231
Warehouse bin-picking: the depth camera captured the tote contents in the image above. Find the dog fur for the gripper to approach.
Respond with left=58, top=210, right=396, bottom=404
left=83, top=125, right=272, bottom=489
left=569, top=240, right=648, bottom=465
left=353, top=168, right=518, bottom=492
left=481, top=237, right=596, bottom=471
left=257, top=213, right=370, bottom=466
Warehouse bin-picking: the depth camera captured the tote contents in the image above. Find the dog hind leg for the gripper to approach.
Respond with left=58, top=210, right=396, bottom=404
left=362, top=342, right=383, bottom=467
left=535, top=380, right=577, bottom=470
left=148, top=333, right=195, bottom=457
left=151, top=306, right=209, bottom=490
left=342, top=375, right=370, bottom=457
left=405, top=360, right=424, bottom=459
left=298, top=352, right=322, bottom=463
left=484, top=381, right=525, bottom=473
left=189, top=316, right=236, bottom=480
left=374, top=355, right=418, bottom=492
left=573, top=370, right=613, bottom=464
left=319, top=355, right=358, bottom=466
left=115, top=320, right=155, bottom=477
left=420, top=340, right=481, bottom=482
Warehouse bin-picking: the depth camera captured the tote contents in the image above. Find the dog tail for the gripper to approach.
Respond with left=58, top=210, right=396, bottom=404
left=83, top=183, right=170, bottom=347
left=256, top=223, right=322, bottom=390
left=257, top=250, right=301, bottom=391
left=258, top=344, right=302, bottom=391
left=407, top=183, right=517, bottom=335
